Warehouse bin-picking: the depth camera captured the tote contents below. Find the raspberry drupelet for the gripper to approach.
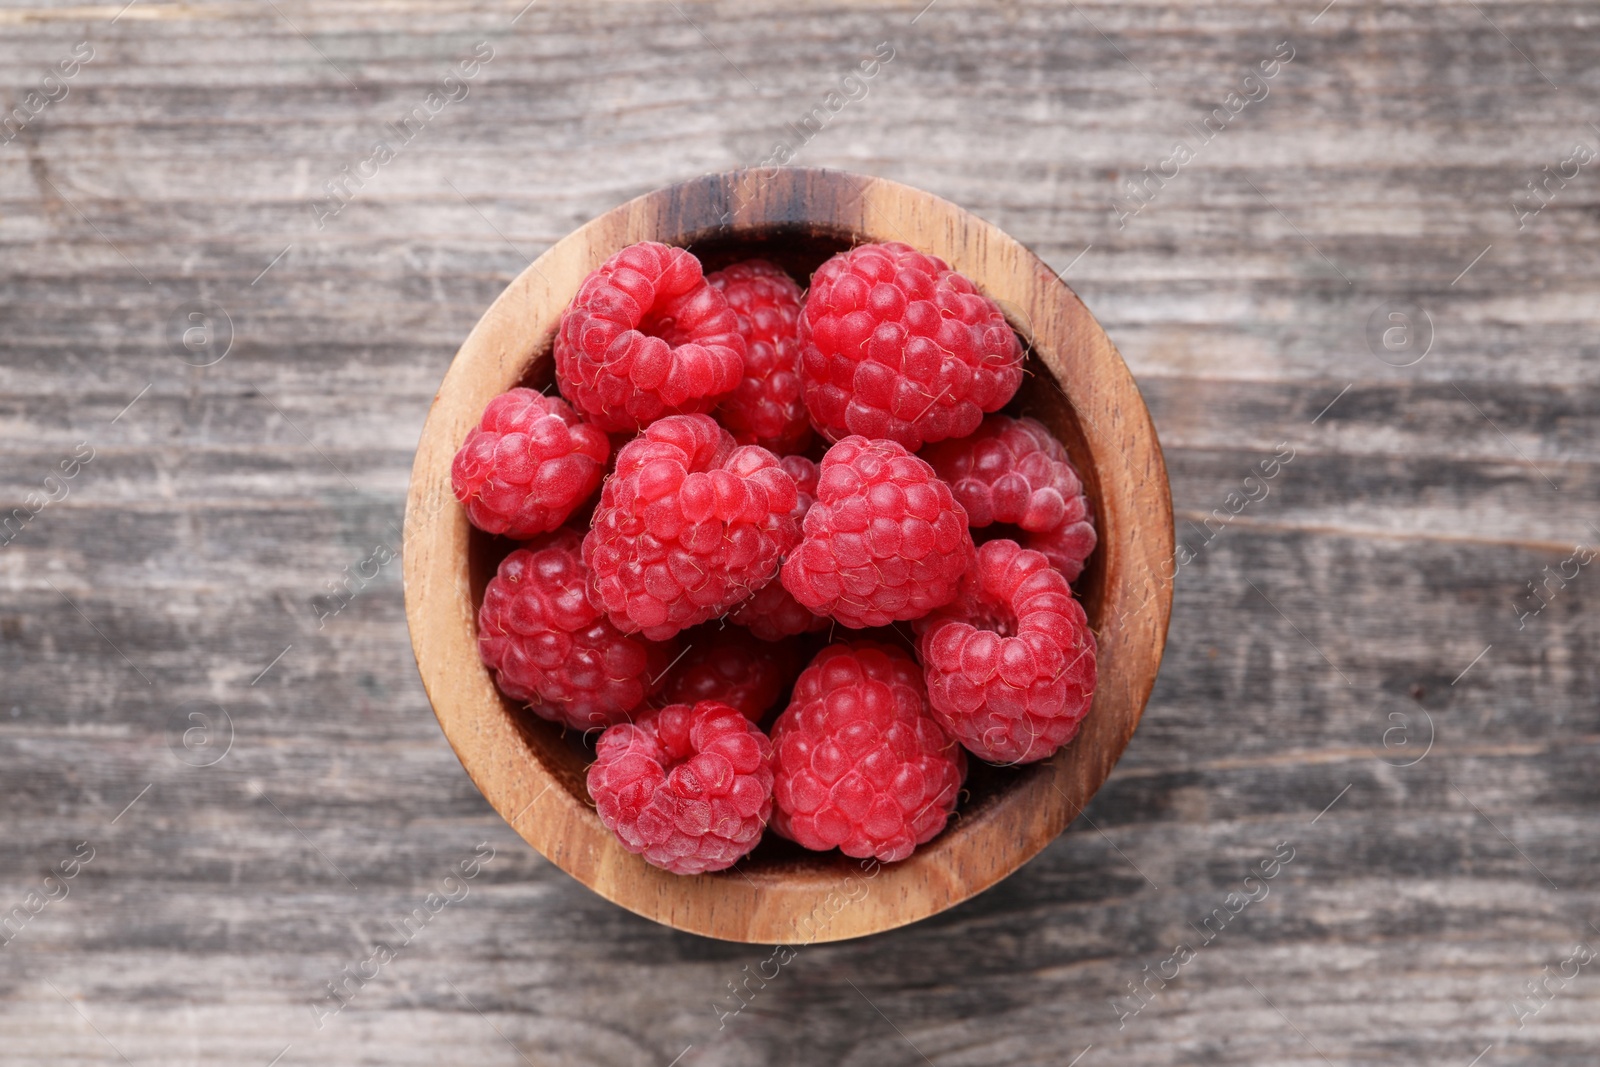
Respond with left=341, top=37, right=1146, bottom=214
left=450, top=389, right=610, bottom=539
left=556, top=241, right=745, bottom=432
left=583, top=414, right=800, bottom=641
left=780, top=436, right=974, bottom=629
left=922, top=414, right=1097, bottom=581
left=707, top=260, right=812, bottom=455
left=729, top=454, right=829, bottom=641
left=587, top=701, right=774, bottom=875
left=769, top=642, right=965, bottom=862
left=915, top=539, right=1096, bottom=765
left=476, top=529, right=677, bottom=731
left=661, top=625, right=804, bottom=722
left=798, top=241, right=1024, bottom=450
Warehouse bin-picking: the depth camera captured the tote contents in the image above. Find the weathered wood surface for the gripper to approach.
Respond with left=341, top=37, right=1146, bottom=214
left=1, top=1, right=1596, bottom=1064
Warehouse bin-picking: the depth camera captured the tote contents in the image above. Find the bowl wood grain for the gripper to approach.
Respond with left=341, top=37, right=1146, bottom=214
left=404, top=167, right=1173, bottom=943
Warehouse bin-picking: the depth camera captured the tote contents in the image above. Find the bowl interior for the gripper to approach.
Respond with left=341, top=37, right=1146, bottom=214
left=462, top=220, right=1108, bottom=877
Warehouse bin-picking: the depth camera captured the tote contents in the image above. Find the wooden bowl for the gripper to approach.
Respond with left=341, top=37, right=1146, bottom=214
left=404, top=168, right=1173, bottom=943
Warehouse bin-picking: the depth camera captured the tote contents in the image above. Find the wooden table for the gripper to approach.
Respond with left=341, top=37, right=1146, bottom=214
left=3, top=2, right=1596, bottom=1064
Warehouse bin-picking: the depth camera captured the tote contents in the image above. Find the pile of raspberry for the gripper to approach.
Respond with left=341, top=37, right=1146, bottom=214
left=454, top=240, right=1099, bottom=876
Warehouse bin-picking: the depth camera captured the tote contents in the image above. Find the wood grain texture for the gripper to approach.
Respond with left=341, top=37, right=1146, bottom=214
left=404, top=167, right=1173, bottom=942
left=1, top=0, right=1598, bottom=1063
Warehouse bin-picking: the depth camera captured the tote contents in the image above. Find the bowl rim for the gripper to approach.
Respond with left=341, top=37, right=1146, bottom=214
left=403, top=166, right=1174, bottom=943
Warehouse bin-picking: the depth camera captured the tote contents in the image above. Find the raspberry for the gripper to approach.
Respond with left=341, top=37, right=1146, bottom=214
left=799, top=241, right=1023, bottom=450
left=729, top=577, right=830, bottom=642
left=661, top=625, right=803, bottom=722
left=778, top=453, right=821, bottom=517
left=915, top=539, right=1096, bottom=765
left=770, top=642, right=965, bottom=862
left=450, top=389, right=610, bottom=540
left=583, top=414, right=800, bottom=641
left=587, top=701, right=774, bottom=875
left=707, top=260, right=812, bottom=454
left=729, top=455, right=829, bottom=641
left=556, top=242, right=745, bottom=433
left=1023, top=521, right=1098, bottom=583
left=923, top=414, right=1097, bottom=580
left=780, top=436, right=974, bottom=629
left=477, top=530, right=677, bottom=730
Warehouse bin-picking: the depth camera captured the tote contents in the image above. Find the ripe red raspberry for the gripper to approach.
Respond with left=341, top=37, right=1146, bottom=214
left=661, top=625, right=803, bottom=722
left=477, top=530, right=677, bottom=730
left=780, top=436, right=974, bottom=629
left=729, top=576, right=830, bottom=642
left=556, top=242, right=745, bottom=433
left=799, top=241, right=1023, bottom=450
left=770, top=642, right=965, bottom=862
left=587, top=701, right=774, bottom=875
left=729, top=455, right=829, bottom=641
left=450, top=389, right=610, bottom=539
left=707, top=260, right=812, bottom=454
left=923, top=414, right=1097, bottom=580
left=1024, top=521, right=1098, bottom=583
left=915, top=539, right=1096, bottom=765
left=779, top=453, right=821, bottom=515
left=583, top=414, right=800, bottom=641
